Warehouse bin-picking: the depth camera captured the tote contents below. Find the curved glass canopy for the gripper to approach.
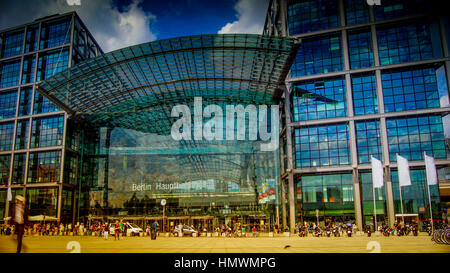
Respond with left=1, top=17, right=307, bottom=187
left=36, top=34, right=300, bottom=219
left=37, top=34, right=299, bottom=134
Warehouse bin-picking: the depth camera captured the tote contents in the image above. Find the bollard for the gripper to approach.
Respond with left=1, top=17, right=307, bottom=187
left=192, top=233, right=197, bottom=237
left=165, top=232, right=170, bottom=237
left=269, top=232, right=274, bottom=237
left=283, top=232, right=290, bottom=237
left=214, top=232, right=219, bottom=237
left=207, top=233, right=212, bottom=237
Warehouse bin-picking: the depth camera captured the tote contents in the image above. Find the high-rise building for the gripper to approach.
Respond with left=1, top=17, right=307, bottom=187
left=0, top=12, right=103, bottom=223
left=264, top=0, right=450, bottom=231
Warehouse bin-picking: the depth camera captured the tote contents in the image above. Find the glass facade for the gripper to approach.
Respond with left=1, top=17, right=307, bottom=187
left=0, top=89, right=17, bottom=119
left=293, top=77, right=346, bottom=121
left=386, top=115, right=447, bottom=162
left=352, top=74, right=378, bottom=115
left=0, top=58, right=21, bottom=88
left=295, top=123, right=350, bottom=168
left=288, top=0, right=340, bottom=35
left=348, top=29, right=373, bottom=69
left=391, top=169, right=440, bottom=218
left=344, top=0, right=369, bottom=26
left=377, top=22, right=442, bottom=66
left=382, top=66, right=448, bottom=112
left=296, top=173, right=354, bottom=221
left=277, top=0, right=449, bottom=228
left=0, top=30, right=24, bottom=58
left=355, top=120, right=382, bottom=164
left=291, top=34, right=342, bottom=77
left=0, top=13, right=102, bottom=224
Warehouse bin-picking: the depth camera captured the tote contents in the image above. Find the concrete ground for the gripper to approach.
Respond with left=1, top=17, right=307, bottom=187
left=0, top=233, right=449, bottom=253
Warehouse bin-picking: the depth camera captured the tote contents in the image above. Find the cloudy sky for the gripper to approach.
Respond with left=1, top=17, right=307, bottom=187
left=0, top=0, right=270, bottom=52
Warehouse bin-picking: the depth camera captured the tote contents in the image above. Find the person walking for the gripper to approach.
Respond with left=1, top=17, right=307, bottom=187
left=8, top=195, right=29, bottom=253
left=114, top=220, right=121, bottom=240
left=103, top=222, right=109, bottom=240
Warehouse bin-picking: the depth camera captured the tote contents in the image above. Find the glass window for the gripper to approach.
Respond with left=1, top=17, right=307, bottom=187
left=391, top=169, right=439, bottom=218
left=374, top=0, right=430, bottom=21
left=18, top=87, right=32, bottom=116
left=359, top=172, right=386, bottom=216
left=0, top=155, right=10, bottom=185
left=382, top=67, right=444, bottom=112
left=292, top=34, right=343, bottom=77
left=293, top=77, right=346, bottom=121
left=33, top=91, right=61, bottom=114
left=0, top=29, right=24, bottom=58
left=25, top=24, right=39, bottom=53
left=377, top=23, right=441, bottom=66
left=64, top=152, right=77, bottom=185
left=36, top=48, right=69, bottom=81
left=295, top=123, right=350, bottom=168
left=26, top=187, right=58, bottom=217
left=27, top=151, right=61, bottom=183
left=15, top=119, right=29, bottom=150
left=288, top=0, right=340, bottom=35
left=0, top=58, right=21, bottom=88
left=297, top=173, right=354, bottom=217
left=39, top=17, right=71, bottom=49
left=348, top=29, right=373, bottom=69
left=11, top=153, right=26, bottom=184
left=352, top=74, right=377, bottom=115
left=344, top=0, right=369, bottom=25
left=387, top=115, right=447, bottom=162
left=21, top=54, right=36, bottom=84
left=31, top=115, right=64, bottom=148
left=356, top=120, right=382, bottom=164
left=0, top=89, right=17, bottom=119
left=0, top=122, right=14, bottom=151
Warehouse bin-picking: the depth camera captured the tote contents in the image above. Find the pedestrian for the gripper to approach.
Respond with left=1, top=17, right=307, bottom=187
left=252, top=225, right=258, bottom=237
left=103, top=222, right=109, bottom=240
left=8, top=195, right=29, bottom=253
left=114, top=220, right=120, bottom=240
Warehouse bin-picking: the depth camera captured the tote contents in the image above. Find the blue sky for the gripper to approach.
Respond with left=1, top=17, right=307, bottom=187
left=0, top=0, right=270, bottom=52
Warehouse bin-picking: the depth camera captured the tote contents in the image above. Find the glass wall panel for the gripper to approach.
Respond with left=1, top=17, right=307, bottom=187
left=26, top=187, right=58, bottom=217
left=0, top=155, right=10, bottom=185
left=297, top=173, right=354, bottom=220
left=352, top=74, right=377, bottom=115
left=391, top=169, right=440, bottom=220
left=0, top=122, right=14, bottom=151
left=377, top=22, right=442, bottom=66
left=33, top=92, right=61, bottom=114
left=25, top=24, right=39, bottom=53
left=295, top=123, right=350, bottom=168
left=0, top=58, right=21, bottom=88
left=12, top=153, right=26, bottom=184
left=0, top=29, right=24, bottom=58
left=31, top=115, right=64, bottom=148
left=382, top=66, right=448, bottom=112
left=344, top=0, right=369, bottom=26
left=293, top=77, right=346, bottom=121
left=15, top=119, right=29, bottom=150
left=359, top=172, right=387, bottom=227
left=0, top=89, right=17, bottom=119
left=348, top=29, right=373, bottom=69
left=288, top=0, right=340, bottom=35
left=36, top=48, right=69, bottom=81
left=61, top=189, right=73, bottom=221
left=21, top=54, right=35, bottom=84
left=374, top=0, right=430, bottom=21
left=18, top=87, right=32, bottom=116
left=291, top=34, right=343, bottom=77
left=386, top=115, right=447, bottom=162
left=27, top=150, right=61, bottom=183
left=356, top=120, right=382, bottom=164
left=39, top=17, right=71, bottom=49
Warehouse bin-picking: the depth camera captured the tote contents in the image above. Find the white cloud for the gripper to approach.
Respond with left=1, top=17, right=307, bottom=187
left=0, top=0, right=157, bottom=52
left=218, top=0, right=270, bottom=34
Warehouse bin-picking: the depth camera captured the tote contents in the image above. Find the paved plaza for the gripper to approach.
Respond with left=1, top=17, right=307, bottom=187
left=0, top=233, right=449, bottom=253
